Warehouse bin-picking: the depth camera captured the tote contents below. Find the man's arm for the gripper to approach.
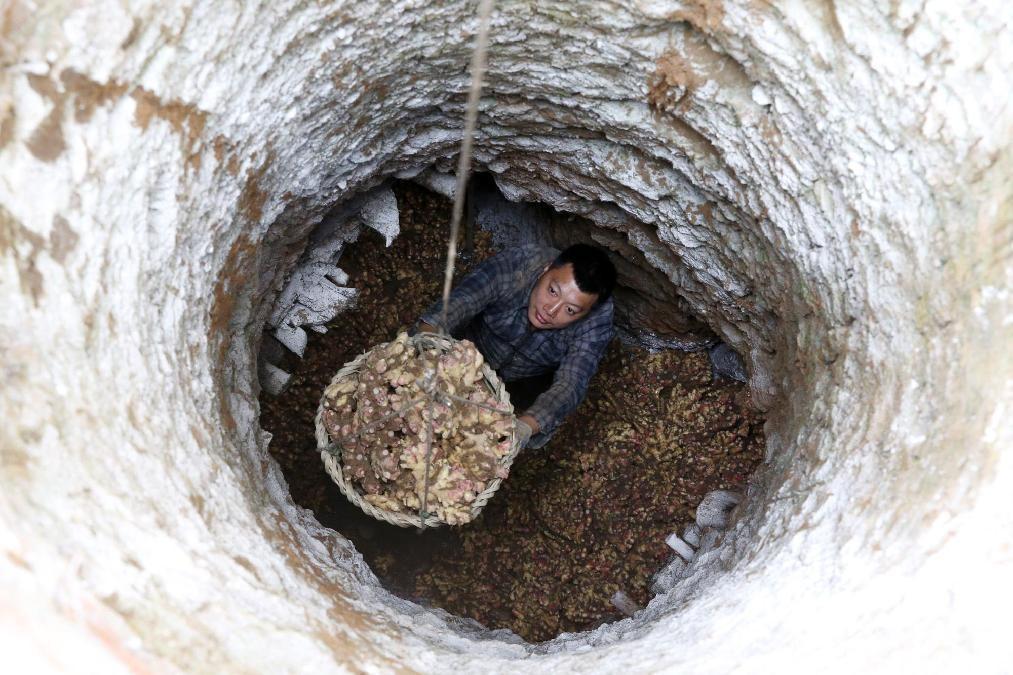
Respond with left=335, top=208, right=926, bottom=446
left=416, top=246, right=532, bottom=335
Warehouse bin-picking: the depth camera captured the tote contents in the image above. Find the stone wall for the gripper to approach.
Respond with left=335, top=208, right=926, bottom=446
left=1, top=0, right=1010, bottom=672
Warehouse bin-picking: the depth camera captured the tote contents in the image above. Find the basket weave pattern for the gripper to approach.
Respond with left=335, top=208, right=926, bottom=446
left=315, top=333, right=521, bottom=528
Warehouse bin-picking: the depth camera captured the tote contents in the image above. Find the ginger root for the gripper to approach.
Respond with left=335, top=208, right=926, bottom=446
left=323, top=333, right=514, bottom=524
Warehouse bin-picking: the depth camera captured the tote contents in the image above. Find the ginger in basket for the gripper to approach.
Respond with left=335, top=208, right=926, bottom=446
left=322, top=333, right=515, bottom=524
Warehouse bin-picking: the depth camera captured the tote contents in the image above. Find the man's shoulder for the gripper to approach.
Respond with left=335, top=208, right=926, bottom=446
left=564, top=296, right=614, bottom=343
left=497, top=243, right=558, bottom=267
left=586, top=296, right=615, bottom=330
left=484, top=244, right=557, bottom=290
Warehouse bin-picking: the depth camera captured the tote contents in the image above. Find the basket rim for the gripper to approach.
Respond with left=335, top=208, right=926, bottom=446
left=315, top=332, right=521, bottom=528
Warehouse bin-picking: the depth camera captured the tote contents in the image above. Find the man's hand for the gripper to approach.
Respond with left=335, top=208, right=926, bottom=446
left=514, top=414, right=539, bottom=448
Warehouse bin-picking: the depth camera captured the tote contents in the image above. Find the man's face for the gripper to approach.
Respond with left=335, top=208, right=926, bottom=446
left=527, top=263, right=598, bottom=330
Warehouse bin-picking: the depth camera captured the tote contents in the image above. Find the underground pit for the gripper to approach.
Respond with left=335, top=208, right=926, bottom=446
left=258, top=179, right=767, bottom=642
left=1, top=1, right=1010, bottom=672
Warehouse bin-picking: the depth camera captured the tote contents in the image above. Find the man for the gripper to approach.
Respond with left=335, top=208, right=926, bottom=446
left=416, top=243, right=617, bottom=449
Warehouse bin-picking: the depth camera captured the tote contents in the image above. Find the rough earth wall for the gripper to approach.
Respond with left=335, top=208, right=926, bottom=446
left=1, top=1, right=1010, bottom=672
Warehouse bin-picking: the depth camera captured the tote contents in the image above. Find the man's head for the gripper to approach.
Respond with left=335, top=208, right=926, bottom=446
left=527, top=244, right=617, bottom=330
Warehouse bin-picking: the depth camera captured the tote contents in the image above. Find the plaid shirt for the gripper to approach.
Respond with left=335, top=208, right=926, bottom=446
left=420, top=245, right=614, bottom=443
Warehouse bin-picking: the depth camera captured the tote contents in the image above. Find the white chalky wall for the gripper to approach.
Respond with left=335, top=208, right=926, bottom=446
left=1, top=1, right=1010, bottom=672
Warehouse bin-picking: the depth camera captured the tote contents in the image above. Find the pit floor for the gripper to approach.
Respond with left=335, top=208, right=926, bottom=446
left=259, top=182, right=765, bottom=642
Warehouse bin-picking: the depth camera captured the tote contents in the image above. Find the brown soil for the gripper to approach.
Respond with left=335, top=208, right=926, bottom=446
left=259, top=181, right=765, bottom=643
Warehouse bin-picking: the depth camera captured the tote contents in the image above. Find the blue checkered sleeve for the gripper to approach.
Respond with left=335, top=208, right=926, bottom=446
left=418, top=247, right=526, bottom=334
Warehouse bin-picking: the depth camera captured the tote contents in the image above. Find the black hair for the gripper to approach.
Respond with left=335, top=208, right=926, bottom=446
left=551, top=243, right=617, bottom=304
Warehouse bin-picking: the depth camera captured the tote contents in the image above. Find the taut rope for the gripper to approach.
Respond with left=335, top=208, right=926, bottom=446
left=323, top=0, right=507, bottom=531
left=423, top=0, right=496, bottom=531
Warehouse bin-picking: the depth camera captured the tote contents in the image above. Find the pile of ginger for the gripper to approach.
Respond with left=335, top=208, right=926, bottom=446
left=321, top=333, right=515, bottom=525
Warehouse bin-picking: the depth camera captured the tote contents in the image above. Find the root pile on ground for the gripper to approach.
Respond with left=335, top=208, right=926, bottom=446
left=413, top=342, right=764, bottom=640
left=322, top=333, right=514, bottom=524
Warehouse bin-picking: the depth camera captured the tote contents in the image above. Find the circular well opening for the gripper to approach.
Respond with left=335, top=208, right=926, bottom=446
left=258, top=177, right=766, bottom=643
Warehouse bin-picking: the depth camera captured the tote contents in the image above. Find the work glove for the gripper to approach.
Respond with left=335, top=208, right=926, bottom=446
left=513, top=418, right=534, bottom=449
left=410, top=320, right=440, bottom=337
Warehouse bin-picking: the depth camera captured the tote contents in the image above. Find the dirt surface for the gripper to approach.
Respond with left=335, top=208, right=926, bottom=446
left=259, top=181, right=765, bottom=643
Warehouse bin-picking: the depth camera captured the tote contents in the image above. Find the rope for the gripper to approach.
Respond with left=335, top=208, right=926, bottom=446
left=418, top=396, right=437, bottom=525
left=421, top=0, right=494, bottom=531
left=438, top=0, right=495, bottom=334
left=320, top=0, right=501, bottom=531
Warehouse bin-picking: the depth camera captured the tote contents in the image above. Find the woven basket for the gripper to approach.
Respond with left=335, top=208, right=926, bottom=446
left=315, top=332, right=521, bottom=528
